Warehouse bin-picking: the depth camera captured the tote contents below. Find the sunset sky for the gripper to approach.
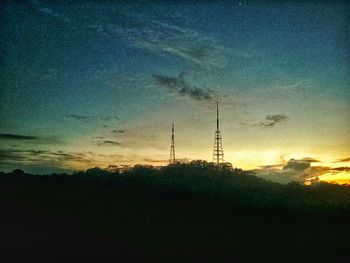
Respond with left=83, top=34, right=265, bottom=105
left=1, top=1, right=349, bottom=184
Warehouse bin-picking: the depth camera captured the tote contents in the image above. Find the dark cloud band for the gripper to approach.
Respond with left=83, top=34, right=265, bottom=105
left=97, top=140, right=123, bottom=146
left=240, top=114, right=289, bottom=128
left=0, top=134, right=39, bottom=140
left=153, top=72, right=216, bottom=101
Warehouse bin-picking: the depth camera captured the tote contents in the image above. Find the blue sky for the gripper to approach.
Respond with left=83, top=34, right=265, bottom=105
left=1, top=0, right=349, bottom=183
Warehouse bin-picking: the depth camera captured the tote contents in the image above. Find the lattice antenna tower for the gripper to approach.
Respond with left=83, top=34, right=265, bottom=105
left=169, top=123, right=175, bottom=165
left=213, top=101, right=224, bottom=165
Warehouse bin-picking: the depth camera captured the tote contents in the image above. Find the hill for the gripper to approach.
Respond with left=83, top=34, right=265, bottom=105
left=1, top=161, right=350, bottom=260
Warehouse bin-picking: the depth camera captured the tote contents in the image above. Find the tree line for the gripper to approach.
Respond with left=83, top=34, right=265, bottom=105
left=1, top=160, right=350, bottom=213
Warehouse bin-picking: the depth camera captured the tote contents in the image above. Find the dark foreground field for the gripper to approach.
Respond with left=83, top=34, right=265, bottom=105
left=1, top=165, right=350, bottom=261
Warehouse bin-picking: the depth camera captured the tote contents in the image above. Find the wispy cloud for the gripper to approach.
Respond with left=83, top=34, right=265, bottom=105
left=143, top=157, right=190, bottom=164
left=153, top=72, right=216, bottom=101
left=29, top=1, right=253, bottom=69
left=336, top=157, right=350, bottom=162
left=0, top=133, right=39, bottom=141
left=0, top=148, right=99, bottom=173
left=0, top=133, right=61, bottom=145
left=259, top=164, right=285, bottom=169
left=240, top=114, right=289, bottom=128
left=260, top=115, right=289, bottom=127
left=68, top=114, right=95, bottom=122
left=68, top=114, right=117, bottom=122
left=300, top=166, right=350, bottom=179
left=112, top=129, right=126, bottom=133
left=104, top=18, right=234, bottom=69
left=96, top=140, right=123, bottom=147
left=299, top=157, right=321, bottom=163
left=0, top=148, right=92, bottom=165
left=254, top=157, right=349, bottom=184
left=333, top=167, right=350, bottom=172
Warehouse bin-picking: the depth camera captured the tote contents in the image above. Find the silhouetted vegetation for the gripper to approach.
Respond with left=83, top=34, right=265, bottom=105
left=1, top=160, right=350, bottom=213
left=1, top=162, right=350, bottom=259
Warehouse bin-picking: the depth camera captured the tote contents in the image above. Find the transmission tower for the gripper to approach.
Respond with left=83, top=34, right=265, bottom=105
left=169, top=123, right=175, bottom=165
left=213, top=101, right=224, bottom=165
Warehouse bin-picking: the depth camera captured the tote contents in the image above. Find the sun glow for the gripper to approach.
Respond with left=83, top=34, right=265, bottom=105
left=306, top=171, right=350, bottom=185
left=318, top=171, right=350, bottom=185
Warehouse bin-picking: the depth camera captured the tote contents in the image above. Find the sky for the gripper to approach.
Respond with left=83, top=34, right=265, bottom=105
left=1, top=0, right=350, bottom=184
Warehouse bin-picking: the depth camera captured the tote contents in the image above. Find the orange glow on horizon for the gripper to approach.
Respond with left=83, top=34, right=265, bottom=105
left=306, top=171, right=350, bottom=185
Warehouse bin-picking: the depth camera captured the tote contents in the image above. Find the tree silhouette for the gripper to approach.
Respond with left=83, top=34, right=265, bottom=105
left=1, top=162, right=349, bottom=212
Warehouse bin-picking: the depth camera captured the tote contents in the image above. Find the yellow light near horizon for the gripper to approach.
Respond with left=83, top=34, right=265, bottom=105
left=311, top=161, right=350, bottom=169
left=318, top=171, right=350, bottom=184
left=225, top=150, right=284, bottom=169
left=306, top=171, right=350, bottom=185
left=226, top=150, right=320, bottom=170
left=261, top=150, right=284, bottom=165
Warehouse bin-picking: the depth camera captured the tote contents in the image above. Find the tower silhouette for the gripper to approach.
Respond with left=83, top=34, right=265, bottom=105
left=213, top=101, right=224, bottom=165
left=169, top=123, right=175, bottom=164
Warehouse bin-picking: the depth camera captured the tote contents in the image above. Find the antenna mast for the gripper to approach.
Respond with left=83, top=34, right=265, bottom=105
left=169, top=123, right=175, bottom=165
left=213, top=101, right=224, bottom=165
